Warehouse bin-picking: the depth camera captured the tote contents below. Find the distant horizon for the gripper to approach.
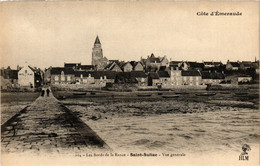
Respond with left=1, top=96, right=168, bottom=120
left=1, top=2, right=259, bottom=69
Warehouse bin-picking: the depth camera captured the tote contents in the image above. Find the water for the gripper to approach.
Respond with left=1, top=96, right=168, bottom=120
left=67, top=104, right=260, bottom=154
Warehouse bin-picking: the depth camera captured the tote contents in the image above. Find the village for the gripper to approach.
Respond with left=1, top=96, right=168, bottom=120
left=1, top=36, right=259, bottom=91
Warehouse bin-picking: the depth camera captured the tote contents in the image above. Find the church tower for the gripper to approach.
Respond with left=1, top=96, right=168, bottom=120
left=92, top=36, right=108, bottom=70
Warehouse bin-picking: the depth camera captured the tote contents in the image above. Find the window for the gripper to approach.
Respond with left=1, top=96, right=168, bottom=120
left=25, top=70, right=27, bottom=74
left=61, top=76, right=65, bottom=81
left=61, top=71, right=65, bottom=81
left=67, top=76, right=71, bottom=81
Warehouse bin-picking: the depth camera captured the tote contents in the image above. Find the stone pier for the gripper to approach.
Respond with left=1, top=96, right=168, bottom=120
left=1, top=90, right=110, bottom=154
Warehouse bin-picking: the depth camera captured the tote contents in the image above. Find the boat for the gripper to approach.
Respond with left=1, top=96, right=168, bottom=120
left=195, top=93, right=216, bottom=96
left=162, top=95, right=179, bottom=98
left=137, top=94, right=152, bottom=97
left=73, top=92, right=86, bottom=96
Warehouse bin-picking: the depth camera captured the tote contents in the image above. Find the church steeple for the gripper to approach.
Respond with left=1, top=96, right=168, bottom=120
left=95, top=35, right=101, bottom=44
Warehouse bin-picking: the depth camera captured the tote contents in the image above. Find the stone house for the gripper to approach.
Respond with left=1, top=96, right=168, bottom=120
left=142, top=53, right=169, bottom=72
left=50, top=67, right=75, bottom=84
left=181, top=70, right=201, bottom=86
left=168, top=68, right=182, bottom=86
left=201, top=71, right=225, bottom=85
left=130, top=71, right=147, bottom=86
left=181, top=61, right=204, bottom=71
left=75, top=71, right=95, bottom=84
left=64, top=63, right=81, bottom=69
left=203, top=61, right=222, bottom=68
left=237, top=75, right=253, bottom=83
left=226, top=61, right=240, bottom=70
left=169, top=61, right=183, bottom=70
left=115, top=72, right=138, bottom=84
left=130, top=61, right=144, bottom=71
left=148, top=72, right=160, bottom=86
left=92, top=71, right=117, bottom=84
left=120, top=62, right=133, bottom=72
left=75, top=71, right=116, bottom=85
left=104, top=62, right=123, bottom=72
left=157, top=71, right=170, bottom=87
left=0, top=67, right=19, bottom=89
left=18, top=65, right=42, bottom=88
left=78, top=65, right=95, bottom=71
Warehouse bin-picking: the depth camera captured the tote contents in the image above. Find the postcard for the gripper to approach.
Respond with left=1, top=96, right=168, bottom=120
left=0, top=1, right=259, bottom=166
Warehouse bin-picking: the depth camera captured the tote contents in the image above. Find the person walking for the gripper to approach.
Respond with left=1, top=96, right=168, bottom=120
left=41, top=88, right=45, bottom=97
left=46, top=88, right=50, bottom=97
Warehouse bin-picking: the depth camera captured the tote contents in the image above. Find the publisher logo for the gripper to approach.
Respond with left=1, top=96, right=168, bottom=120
left=239, top=144, right=251, bottom=161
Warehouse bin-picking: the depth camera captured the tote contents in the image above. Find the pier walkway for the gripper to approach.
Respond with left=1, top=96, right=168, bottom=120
left=1, top=89, right=110, bottom=154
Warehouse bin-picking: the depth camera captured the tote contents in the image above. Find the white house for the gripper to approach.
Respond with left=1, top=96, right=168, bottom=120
left=18, top=66, right=35, bottom=88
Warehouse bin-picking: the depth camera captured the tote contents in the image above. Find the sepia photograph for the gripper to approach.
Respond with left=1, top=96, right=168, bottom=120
left=0, top=1, right=259, bottom=166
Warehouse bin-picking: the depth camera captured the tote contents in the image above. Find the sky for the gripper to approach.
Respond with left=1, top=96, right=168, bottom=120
left=0, top=1, right=259, bottom=69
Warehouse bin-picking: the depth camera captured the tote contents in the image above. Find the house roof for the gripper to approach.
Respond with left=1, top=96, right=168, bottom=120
left=201, top=71, right=211, bottom=79
left=0, top=69, right=18, bottom=79
left=159, top=66, right=167, bottom=71
left=78, top=65, right=95, bottom=70
left=251, top=62, right=259, bottom=69
left=130, top=61, right=143, bottom=69
left=229, top=62, right=240, bottom=67
left=170, top=61, right=183, bottom=65
left=93, top=71, right=117, bottom=79
left=181, top=70, right=201, bottom=76
left=149, top=57, right=161, bottom=63
left=115, top=72, right=138, bottom=83
left=148, top=72, right=159, bottom=79
left=187, top=62, right=204, bottom=69
left=109, top=60, right=119, bottom=64
left=51, top=67, right=74, bottom=75
left=130, top=71, right=147, bottom=78
left=95, top=36, right=101, bottom=44
left=64, top=63, right=81, bottom=68
left=110, top=63, right=122, bottom=71
left=147, top=53, right=161, bottom=63
left=74, top=71, right=91, bottom=77
left=74, top=71, right=117, bottom=79
left=158, top=71, right=170, bottom=78
left=201, top=71, right=225, bottom=79
left=204, top=61, right=222, bottom=66
left=104, top=62, right=114, bottom=70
